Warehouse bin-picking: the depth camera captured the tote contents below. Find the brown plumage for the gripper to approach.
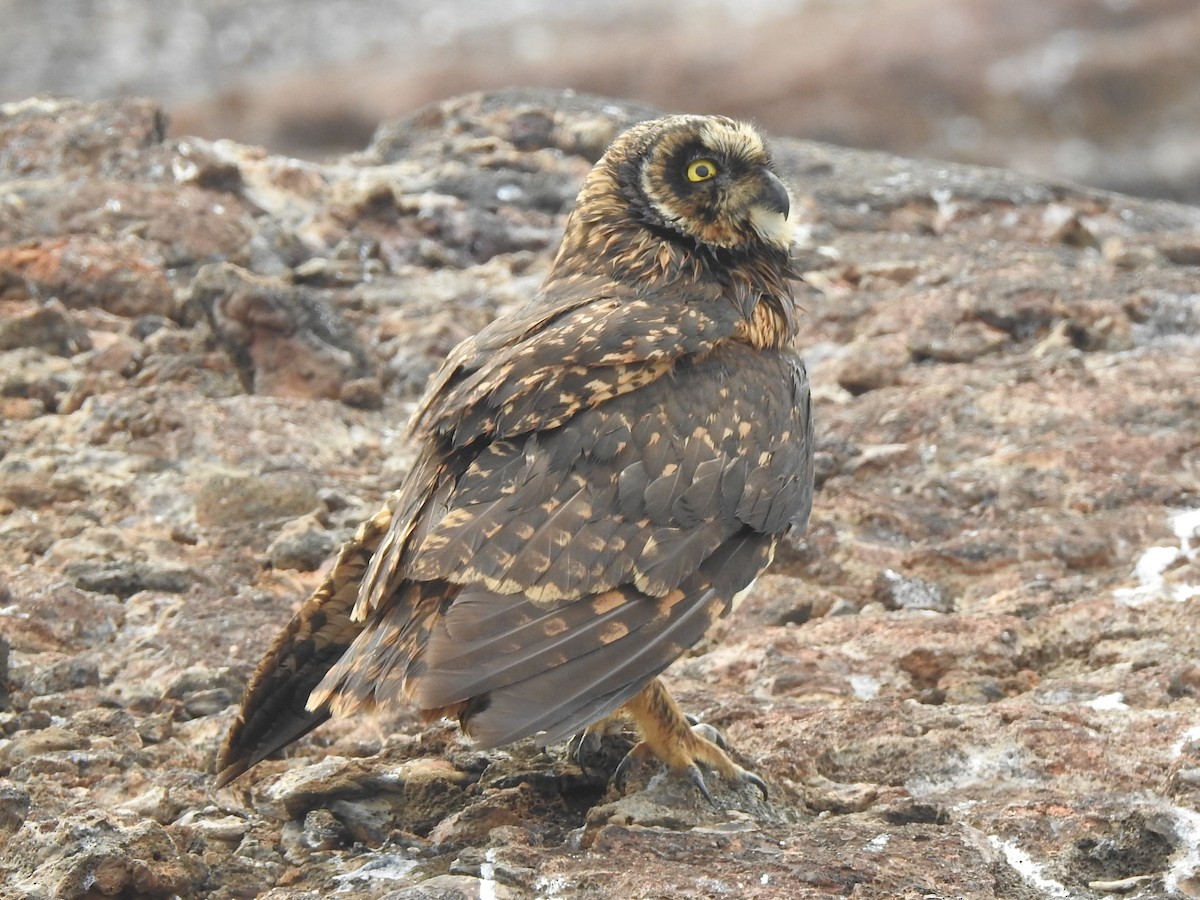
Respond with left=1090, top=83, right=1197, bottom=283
left=216, top=115, right=814, bottom=798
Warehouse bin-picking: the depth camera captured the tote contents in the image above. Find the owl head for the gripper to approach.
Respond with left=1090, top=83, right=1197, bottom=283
left=590, top=115, right=794, bottom=255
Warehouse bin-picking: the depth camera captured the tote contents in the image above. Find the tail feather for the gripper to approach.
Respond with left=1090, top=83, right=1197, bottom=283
left=215, top=504, right=393, bottom=787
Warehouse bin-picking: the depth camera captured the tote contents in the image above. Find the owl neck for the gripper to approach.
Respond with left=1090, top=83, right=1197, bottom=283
left=547, top=194, right=799, bottom=350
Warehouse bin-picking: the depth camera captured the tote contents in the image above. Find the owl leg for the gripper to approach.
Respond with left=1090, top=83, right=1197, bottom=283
left=613, top=677, right=767, bottom=803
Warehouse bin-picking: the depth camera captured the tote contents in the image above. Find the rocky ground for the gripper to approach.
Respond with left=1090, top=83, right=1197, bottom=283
left=0, top=88, right=1198, bottom=899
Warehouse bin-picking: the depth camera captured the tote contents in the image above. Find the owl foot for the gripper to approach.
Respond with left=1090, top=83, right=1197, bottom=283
left=567, top=727, right=602, bottom=764
left=567, top=721, right=634, bottom=777
left=613, top=677, right=768, bottom=804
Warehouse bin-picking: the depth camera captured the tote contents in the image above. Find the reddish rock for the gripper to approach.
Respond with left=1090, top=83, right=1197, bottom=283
left=0, top=236, right=175, bottom=317
left=188, top=262, right=378, bottom=403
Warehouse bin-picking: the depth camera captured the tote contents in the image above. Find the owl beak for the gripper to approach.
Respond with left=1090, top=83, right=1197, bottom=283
left=756, top=170, right=791, bottom=219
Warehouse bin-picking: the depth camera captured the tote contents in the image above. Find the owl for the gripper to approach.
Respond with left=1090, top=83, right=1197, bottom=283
left=216, top=113, right=813, bottom=802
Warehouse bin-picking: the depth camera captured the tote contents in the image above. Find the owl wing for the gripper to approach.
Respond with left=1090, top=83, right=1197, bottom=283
left=354, top=276, right=747, bottom=617
left=409, top=343, right=812, bottom=599
left=323, top=340, right=813, bottom=748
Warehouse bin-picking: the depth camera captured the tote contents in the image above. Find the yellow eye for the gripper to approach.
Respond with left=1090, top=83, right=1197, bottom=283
left=686, top=158, right=719, bottom=182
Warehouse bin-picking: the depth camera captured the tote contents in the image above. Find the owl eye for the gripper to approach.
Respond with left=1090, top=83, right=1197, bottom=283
left=685, top=158, right=719, bottom=183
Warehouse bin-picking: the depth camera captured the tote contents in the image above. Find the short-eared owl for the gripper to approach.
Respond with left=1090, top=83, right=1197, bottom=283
left=217, top=114, right=813, bottom=801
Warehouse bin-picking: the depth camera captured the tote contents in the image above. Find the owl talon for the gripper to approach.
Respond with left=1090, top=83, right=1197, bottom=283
left=611, top=737, right=767, bottom=803
left=685, top=763, right=715, bottom=805
left=567, top=729, right=602, bottom=765
left=740, top=768, right=769, bottom=800
left=691, top=720, right=768, bottom=799
left=569, top=719, right=637, bottom=780
left=609, top=681, right=770, bottom=804
left=613, top=752, right=633, bottom=792
left=613, top=741, right=655, bottom=792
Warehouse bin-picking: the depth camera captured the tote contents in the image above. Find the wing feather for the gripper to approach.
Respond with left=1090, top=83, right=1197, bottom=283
left=423, top=530, right=772, bottom=749
left=409, top=343, right=810, bottom=604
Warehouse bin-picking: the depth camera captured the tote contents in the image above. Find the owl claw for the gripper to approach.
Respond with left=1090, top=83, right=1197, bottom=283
left=685, top=763, right=715, bottom=805
left=740, top=768, right=769, bottom=800
left=613, top=753, right=632, bottom=792
left=688, top=721, right=766, bottom=798
left=569, top=720, right=636, bottom=780
left=610, top=736, right=768, bottom=802
left=567, top=729, right=602, bottom=764
left=609, top=680, right=771, bottom=804
left=613, top=741, right=654, bottom=793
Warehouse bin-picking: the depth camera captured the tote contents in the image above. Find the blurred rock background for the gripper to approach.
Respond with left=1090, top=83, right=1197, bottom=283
left=2, top=0, right=1198, bottom=203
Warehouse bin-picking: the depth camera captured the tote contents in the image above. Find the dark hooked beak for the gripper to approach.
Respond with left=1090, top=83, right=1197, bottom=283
left=757, top=169, right=791, bottom=219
